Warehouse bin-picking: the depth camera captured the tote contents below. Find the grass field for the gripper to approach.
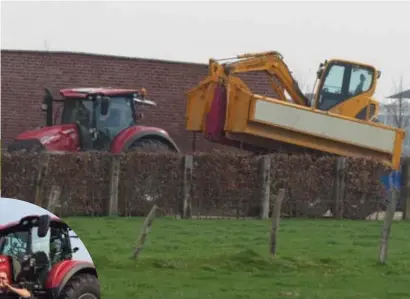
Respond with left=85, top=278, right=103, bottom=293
left=65, top=217, right=410, bottom=299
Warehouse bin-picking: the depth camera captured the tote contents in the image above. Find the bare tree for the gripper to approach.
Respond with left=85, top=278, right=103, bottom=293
left=385, top=76, right=410, bottom=129
left=293, top=71, right=314, bottom=105
left=294, top=69, right=314, bottom=95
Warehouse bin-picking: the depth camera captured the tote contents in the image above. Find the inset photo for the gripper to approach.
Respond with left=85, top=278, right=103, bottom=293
left=0, top=197, right=100, bottom=299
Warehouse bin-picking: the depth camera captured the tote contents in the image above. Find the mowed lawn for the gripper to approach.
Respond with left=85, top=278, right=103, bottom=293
left=65, top=217, right=410, bottom=299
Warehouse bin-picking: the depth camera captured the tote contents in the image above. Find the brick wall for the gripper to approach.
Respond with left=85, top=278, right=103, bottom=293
left=1, top=50, right=275, bottom=153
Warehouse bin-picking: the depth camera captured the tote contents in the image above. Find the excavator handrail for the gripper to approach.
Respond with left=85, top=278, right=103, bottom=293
left=211, top=51, right=284, bottom=62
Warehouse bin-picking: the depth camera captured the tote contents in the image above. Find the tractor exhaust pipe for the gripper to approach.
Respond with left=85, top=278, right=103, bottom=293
left=42, top=88, right=53, bottom=126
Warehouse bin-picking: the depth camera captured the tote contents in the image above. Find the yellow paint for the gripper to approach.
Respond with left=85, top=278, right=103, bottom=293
left=185, top=51, right=406, bottom=169
left=313, top=58, right=379, bottom=120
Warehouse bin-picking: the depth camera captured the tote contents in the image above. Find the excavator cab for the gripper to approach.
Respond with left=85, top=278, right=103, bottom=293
left=313, top=59, right=380, bottom=121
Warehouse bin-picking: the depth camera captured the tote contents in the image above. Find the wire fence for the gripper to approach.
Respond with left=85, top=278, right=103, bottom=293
left=1, top=151, right=407, bottom=220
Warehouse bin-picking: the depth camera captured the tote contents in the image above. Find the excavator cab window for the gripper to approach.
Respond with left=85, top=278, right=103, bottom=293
left=317, top=64, right=346, bottom=110
left=348, top=67, right=372, bottom=96
left=317, top=62, right=374, bottom=111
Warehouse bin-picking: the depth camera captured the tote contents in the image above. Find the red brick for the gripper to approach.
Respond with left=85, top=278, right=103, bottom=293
left=1, top=50, right=274, bottom=153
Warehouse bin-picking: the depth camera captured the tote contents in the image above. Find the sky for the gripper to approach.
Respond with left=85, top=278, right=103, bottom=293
left=0, top=197, right=93, bottom=263
left=1, top=1, right=410, bottom=101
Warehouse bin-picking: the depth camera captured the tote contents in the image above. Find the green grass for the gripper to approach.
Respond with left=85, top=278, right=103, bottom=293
left=65, top=217, right=410, bottom=299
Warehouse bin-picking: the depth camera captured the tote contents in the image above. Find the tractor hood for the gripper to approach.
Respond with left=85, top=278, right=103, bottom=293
left=14, top=124, right=80, bottom=152
left=15, top=124, right=77, bottom=142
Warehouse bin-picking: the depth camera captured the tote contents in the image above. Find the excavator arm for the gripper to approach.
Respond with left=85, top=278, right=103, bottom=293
left=220, top=51, right=310, bottom=106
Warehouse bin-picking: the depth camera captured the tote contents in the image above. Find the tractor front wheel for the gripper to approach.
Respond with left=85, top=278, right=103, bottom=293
left=7, top=139, right=45, bottom=153
left=129, top=138, right=175, bottom=153
left=58, top=273, right=100, bottom=299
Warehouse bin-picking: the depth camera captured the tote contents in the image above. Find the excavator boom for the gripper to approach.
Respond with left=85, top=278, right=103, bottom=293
left=218, top=51, right=310, bottom=106
left=185, top=51, right=405, bottom=170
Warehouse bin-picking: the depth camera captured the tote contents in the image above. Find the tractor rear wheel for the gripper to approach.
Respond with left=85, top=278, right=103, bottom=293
left=58, top=273, right=100, bottom=299
left=129, top=138, right=174, bottom=153
left=127, top=138, right=175, bottom=209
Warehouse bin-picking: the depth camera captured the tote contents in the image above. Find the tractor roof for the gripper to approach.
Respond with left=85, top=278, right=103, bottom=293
left=60, top=87, right=139, bottom=99
left=0, top=214, right=63, bottom=231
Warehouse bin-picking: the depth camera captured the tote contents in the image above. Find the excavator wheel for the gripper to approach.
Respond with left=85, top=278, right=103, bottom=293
left=128, top=138, right=174, bottom=153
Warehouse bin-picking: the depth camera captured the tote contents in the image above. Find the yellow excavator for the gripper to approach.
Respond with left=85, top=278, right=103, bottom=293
left=185, top=51, right=405, bottom=169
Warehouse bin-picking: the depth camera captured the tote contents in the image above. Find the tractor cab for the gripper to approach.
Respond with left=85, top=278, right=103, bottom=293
left=0, top=215, right=75, bottom=292
left=8, top=87, right=179, bottom=154
left=42, top=87, right=156, bottom=151
left=0, top=215, right=98, bottom=299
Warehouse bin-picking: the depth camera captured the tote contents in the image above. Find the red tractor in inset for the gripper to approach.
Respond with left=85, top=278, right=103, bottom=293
left=7, top=87, right=180, bottom=153
left=0, top=214, right=99, bottom=299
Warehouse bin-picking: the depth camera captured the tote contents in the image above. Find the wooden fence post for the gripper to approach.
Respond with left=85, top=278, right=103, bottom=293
left=401, top=158, right=410, bottom=220
left=334, top=157, right=347, bottom=219
left=34, top=153, right=50, bottom=207
left=270, top=188, right=286, bottom=255
left=132, top=204, right=158, bottom=259
left=109, top=155, right=120, bottom=216
left=47, top=185, right=61, bottom=215
left=260, top=155, right=271, bottom=220
left=379, top=172, right=398, bottom=264
left=182, top=155, right=193, bottom=219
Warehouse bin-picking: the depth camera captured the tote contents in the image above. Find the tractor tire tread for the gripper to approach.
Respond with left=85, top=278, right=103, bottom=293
left=58, top=273, right=100, bottom=299
left=130, top=138, right=172, bottom=152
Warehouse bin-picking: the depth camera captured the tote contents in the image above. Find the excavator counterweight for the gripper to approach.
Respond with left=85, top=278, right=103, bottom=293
left=185, top=51, right=405, bottom=170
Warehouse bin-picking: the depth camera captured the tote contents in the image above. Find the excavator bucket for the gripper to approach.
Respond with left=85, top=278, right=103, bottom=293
left=204, top=84, right=227, bottom=142
left=186, top=77, right=238, bottom=147
left=186, top=77, right=216, bottom=133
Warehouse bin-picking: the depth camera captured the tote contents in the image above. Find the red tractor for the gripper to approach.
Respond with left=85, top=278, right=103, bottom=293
left=0, top=214, right=99, bottom=299
left=7, top=87, right=180, bottom=153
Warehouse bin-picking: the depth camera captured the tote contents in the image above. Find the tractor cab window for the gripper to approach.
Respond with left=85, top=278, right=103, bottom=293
left=317, top=63, right=374, bottom=111
left=95, top=96, right=136, bottom=140
left=30, top=227, right=71, bottom=266
left=61, top=99, right=93, bottom=129
left=0, top=231, right=29, bottom=260
left=49, top=227, right=72, bottom=264
left=31, top=227, right=51, bottom=258
left=60, top=95, right=136, bottom=146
